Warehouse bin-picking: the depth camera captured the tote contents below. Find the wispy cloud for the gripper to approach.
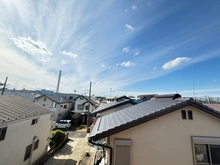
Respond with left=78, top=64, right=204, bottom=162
left=122, top=47, right=129, bottom=53
left=147, top=2, right=151, bottom=6
left=101, top=64, right=105, bottom=67
left=61, top=59, right=67, bottom=65
left=60, top=50, right=78, bottom=59
left=134, top=49, right=139, bottom=56
left=162, top=57, right=191, bottom=70
left=125, top=24, right=135, bottom=32
left=131, top=6, right=137, bottom=11
left=11, top=37, right=52, bottom=56
left=121, top=61, right=135, bottom=67
left=125, top=9, right=128, bottom=12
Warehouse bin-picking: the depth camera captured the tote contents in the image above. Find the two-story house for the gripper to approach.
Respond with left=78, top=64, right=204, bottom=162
left=0, top=96, right=52, bottom=165
left=73, top=95, right=97, bottom=124
left=34, top=95, right=72, bottom=121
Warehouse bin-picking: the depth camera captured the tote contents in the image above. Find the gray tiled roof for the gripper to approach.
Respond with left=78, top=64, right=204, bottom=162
left=0, top=96, right=52, bottom=124
left=90, top=98, right=220, bottom=141
left=35, top=95, right=72, bottom=104
left=92, top=99, right=136, bottom=115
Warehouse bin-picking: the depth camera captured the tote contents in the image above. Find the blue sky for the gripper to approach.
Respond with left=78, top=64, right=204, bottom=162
left=0, top=0, right=220, bottom=97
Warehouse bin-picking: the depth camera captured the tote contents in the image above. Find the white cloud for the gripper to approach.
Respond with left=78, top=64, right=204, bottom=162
left=11, top=37, right=52, bottom=56
left=125, top=24, right=135, bottom=32
left=60, top=50, right=78, bottom=58
left=61, top=59, right=67, bottom=65
left=121, top=61, right=135, bottom=67
left=131, top=6, right=137, bottom=11
left=122, top=47, right=129, bottom=53
left=162, top=57, right=191, bottom=70
left=101, top=64, right=105, bottom=67
left=134, top=49, right=139, bottom=56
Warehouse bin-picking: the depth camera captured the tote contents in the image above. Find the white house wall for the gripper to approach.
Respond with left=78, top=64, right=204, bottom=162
left=0, top=113, right=52, bottom=165
left=35, top=97, right=71, bottom=121
left=74, top=97, right=95, bottom=113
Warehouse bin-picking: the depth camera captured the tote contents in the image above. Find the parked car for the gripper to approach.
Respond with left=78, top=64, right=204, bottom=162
left=55, top=120, right=71, bottom=129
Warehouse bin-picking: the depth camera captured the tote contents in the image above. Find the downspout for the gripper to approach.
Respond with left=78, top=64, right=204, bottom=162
left=88, top=139, right=112, bottom=165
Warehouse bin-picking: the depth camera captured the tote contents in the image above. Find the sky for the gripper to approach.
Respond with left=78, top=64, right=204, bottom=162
left=0, top=0, right=220, bottom=98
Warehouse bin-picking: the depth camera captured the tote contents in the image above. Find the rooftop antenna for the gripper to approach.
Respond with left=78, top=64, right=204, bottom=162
left=56, top=70, right=62, bottom=93
left=1, top=77, right=8, bottom=95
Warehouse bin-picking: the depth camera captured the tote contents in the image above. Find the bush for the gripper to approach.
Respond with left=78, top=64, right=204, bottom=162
left=49, top=130, right=65, bottom=148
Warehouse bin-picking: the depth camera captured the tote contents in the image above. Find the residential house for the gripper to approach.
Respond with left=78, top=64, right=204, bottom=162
left=35, top=95, right=72, bottom=121
left=92, top=96, right=137, bottom=117
left=73, top=95, right=97, bottom=124
left=89, top=97, right=220, bottom=165
left=0, top=96, right=52, bottom=165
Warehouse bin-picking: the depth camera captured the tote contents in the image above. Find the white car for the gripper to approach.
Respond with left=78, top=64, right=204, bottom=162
left=55, top=120, right=71, bottom=129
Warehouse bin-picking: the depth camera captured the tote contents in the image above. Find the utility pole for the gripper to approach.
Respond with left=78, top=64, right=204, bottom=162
left=1, top=77, right=8, bottom=95
left=87, top=81, right=92, bottom=133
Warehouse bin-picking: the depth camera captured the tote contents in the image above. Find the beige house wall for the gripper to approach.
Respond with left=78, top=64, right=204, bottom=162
left=0, top=113, right=52, bottom=165
left=109, top=106, right=220, bottom=165
left=100, top=103, right=134, bottom=116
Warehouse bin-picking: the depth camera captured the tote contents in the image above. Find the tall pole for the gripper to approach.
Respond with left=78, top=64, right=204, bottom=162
left=56, top=70, right=62, bottom=93
left=87, top=81, right=92, bottom=133
left=192, top=86, right=196, bottom=100
left=1, top=77, right=8, bottom=95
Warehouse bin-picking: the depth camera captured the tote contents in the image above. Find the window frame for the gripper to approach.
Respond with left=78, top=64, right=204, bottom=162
left=77, top=104, right=83, bottom=110
left=192, top=136, right=220, bottom=165
left=31, top=119, right=38, bottom=125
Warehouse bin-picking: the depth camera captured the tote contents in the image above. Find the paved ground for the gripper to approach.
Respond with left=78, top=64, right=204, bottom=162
left=44, top=127, right=96, bottom=165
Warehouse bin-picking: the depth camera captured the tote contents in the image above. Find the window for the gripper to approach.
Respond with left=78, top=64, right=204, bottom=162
left=43, top=104, right=45, bottom=106
left=69, top=96, right=73, bottom=99
left=43, top=98, right=47, bottom=101
left=34, top=140, right=39, bottom=150
left=31, top=119, right=38, bottom=125
left=114, top=139, right=132, bottom=165
left=24, top=140, right=39, bottom=161
left=181, top=110, right=193, bottom=120
left=77, top=104, right=83, bottom=110
left=188, top=110, right=193, bottom=120
left=24, top=144, right=32, bottom=161
left=193, top=136, right=220, bottom=165
left=63, top=105, right=67, bottom=109
left=60, top=105, right=63, bottom=107
left=85, top=105, right=89, bottom=110
left=0, top=127, right=7, bottom=141
left=181, top=110, right=187, bottom=119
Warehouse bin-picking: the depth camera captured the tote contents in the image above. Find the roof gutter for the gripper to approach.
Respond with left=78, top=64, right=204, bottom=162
left=88, top=138, right=112, bottom=165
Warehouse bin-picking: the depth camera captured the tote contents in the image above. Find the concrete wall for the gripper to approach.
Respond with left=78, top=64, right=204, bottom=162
left=109, top=106, right=220, bottom=165
left=99, top=103, right=134, bottom=116
left=0, top=113, right=52, bottom=165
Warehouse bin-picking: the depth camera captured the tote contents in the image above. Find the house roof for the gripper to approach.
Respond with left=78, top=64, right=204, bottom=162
left=92, top=99, right=136, bottom=115
left=90, top=98, right=220, bottom=141
left=35, top=94, right=72, bottom=104
left=0, top=96, right=52, bottom=124
left=74, top=95, right=97, bottom=105
left=204, top=104, right=220, bottom=112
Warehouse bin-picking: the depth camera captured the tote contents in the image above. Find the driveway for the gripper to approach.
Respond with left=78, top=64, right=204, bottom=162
left=44, top=127, right=92, bottom=165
